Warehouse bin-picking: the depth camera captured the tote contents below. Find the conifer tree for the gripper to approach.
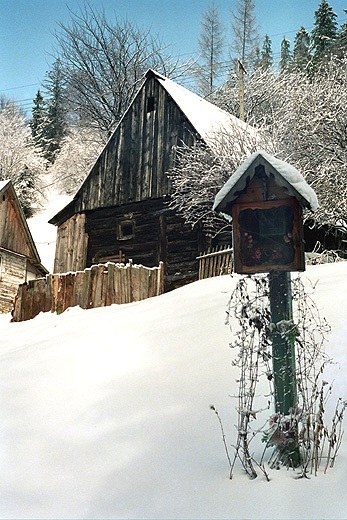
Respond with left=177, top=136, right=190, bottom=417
left=259, top=35, right=273, bottom=70
left=336, top=11, right=347, bottom=59
left=43, top=59, right=68, bottom=163
left=230, top=0, right=259, bottom=71
left=279, top=37, right=292, bottom=73
left=195, top=1, right=226, bottom=96
left=30, top=90, right=47, bottom=150
left=310, top=0, right=338, bottom=68
left=292, top=27, right=311, bottom=72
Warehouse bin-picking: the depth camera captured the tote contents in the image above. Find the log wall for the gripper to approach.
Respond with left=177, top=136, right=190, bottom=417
left=12, top=260, right=165, bottom=322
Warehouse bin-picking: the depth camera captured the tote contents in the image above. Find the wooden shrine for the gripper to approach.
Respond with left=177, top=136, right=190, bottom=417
left=213, top=151, right=318, bottom=275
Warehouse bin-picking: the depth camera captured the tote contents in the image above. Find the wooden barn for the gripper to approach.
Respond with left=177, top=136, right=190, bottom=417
left=49, top=69, right=258, bottom=290
left=0, top=180, right=48, bottom=313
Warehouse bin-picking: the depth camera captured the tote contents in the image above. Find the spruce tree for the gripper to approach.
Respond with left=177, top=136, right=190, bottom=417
left=335, top=12, right=347, bottom=59
left=259, top=35, right=273, bottom=70
left=30, top=90, right=47, bottom=151
left=43, top=59, right=68, bottom=163
left=279, top=37, right=292, bottom=73
left=292, top=27, right=311, bottom=72
left=310, top=0, right=338, bottom=68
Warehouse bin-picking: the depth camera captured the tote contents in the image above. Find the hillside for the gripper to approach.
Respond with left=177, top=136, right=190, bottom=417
left=1, top=261, right=347, bottom=519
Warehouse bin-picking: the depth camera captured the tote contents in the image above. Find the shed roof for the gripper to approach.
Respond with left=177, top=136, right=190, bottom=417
left=213, top=150, right=318, bottom=216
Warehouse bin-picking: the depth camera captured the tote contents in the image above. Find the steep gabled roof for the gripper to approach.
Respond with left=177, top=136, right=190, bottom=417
left=150, top=70, right=259, bottom=149
left=50, top=70, right=260, bottom=226
left=0, top=180, right=48, bottom=274
left=213, top=150, right=318, bottom=216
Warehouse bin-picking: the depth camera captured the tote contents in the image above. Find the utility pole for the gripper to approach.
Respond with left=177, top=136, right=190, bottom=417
left=238, top=59, right=247, bottom=121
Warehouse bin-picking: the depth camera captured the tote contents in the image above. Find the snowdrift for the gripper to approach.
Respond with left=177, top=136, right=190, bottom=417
left=1, top=262, right=347, bottom=519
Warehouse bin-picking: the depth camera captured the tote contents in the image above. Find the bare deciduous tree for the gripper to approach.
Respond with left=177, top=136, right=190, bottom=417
left=49, top=125, right=104, bottom=195
left=53, top=2, right=194, bottom=137
left=182, top=58, right=347, bottom=235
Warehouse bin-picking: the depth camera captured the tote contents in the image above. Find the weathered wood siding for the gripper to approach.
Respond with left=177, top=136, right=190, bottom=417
left=50, top=74, right=208, bottom=287
left=84, top=198, right=205, bottom=291
left=54, top=76, right=197, bottom=223
left=13, top=261, right=165, bottom=322
left=53, top=213, right=88, bottom=273
left=0, top=248, right=26, bottom=313
left=0, top=190, right=33, bottom=258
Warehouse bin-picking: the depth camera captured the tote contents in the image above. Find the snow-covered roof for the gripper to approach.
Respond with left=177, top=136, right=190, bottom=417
left=153, top=71, right=260, bottom=149
left=213, top=150, right=318, bottom=214
left=0, top=179, right=11, bottom=192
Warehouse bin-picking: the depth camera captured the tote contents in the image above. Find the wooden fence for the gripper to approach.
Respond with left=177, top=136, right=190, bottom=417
left=197, top=245, right=233, bottom=280
left=12, top=260, right=165, bottom=322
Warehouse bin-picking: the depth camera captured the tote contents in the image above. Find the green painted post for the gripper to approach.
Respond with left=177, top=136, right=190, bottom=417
left=268, top=271, right=297, bottom=415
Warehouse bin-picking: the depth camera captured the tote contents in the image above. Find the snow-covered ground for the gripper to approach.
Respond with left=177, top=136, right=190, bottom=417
left=27, top=189, right=71, bottom=273
left=1, top=190, right=347, bottom=518
left=1, top=258, right=347, bottom=519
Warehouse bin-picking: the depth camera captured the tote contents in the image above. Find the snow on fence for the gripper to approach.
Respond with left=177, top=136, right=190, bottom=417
left=197, top=245, right=233, bottom=280
left=12, top=260, right=165, bottom=322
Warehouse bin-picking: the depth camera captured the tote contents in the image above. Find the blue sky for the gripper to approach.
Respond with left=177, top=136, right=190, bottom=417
left=1, top=0, right=346, bottom=114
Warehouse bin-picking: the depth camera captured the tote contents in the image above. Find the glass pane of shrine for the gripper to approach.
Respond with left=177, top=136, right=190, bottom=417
left=238, top=205, right=295, bottom=267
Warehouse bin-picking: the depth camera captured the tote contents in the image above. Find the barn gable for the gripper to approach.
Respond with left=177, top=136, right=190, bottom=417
left=49, top=70, right=258, bottom=288
left=50, top=69, right=257, bottom=226
left=0, top=180, right=47, bottom=312
left=0, top=180, right=44, bottom=266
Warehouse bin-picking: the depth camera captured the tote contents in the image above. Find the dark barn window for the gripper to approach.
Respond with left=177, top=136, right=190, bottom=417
left=117, top=221, right=134, bottom=240
left=147, top=96, right=155, bottom=113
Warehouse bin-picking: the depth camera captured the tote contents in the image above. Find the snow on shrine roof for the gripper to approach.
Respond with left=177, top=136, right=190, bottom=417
left=213, top=150, right=318, bottom=214
left=152, top=70, right=259, bottom=149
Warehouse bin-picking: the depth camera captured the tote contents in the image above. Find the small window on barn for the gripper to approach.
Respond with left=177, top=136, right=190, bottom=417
left=147, top=96, right=155, bottom=113
left=117, top=220, right=134, bottom=240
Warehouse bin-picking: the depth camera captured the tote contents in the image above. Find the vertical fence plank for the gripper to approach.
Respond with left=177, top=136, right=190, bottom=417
left=197, top=245, right=233, bottom=280
left=12, top=260, right=165, bottom=321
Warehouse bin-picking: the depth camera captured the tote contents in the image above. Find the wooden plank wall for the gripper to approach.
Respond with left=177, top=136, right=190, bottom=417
left=0, top=249, right=26, bottom=313
left=197, top=246, right=233, bottom=280
left=12, top=260, right=165, bottom=322
left=70, top=77, right=197, bottom=215
left=53, top=213, right=88, bottom=273
left=0, top=190, right=33, bottom=258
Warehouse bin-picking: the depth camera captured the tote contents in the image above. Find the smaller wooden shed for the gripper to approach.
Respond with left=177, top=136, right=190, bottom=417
left=0, top=180, right=48, bottom=313
left=213, top=151, right=318, bottom=274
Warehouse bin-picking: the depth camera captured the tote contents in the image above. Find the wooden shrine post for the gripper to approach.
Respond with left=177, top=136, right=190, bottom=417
left=213, top=151, right=318, bottom=416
